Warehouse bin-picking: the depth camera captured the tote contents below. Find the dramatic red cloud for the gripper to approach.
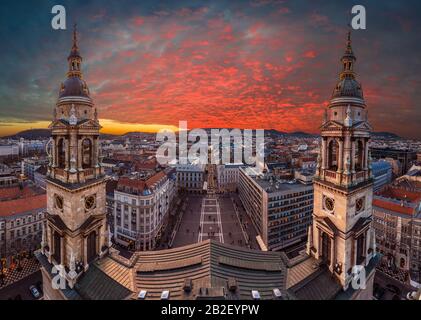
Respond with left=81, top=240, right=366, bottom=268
left=64, top=5, right=419, bottom=138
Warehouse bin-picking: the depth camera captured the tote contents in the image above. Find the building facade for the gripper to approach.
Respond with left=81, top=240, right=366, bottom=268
left=371, top=147, right=417, bottom=175
left=23, top=157, right=48, bottom=182
left=372, top=160, right=393, bottom=192
left=176, top=164, right=205, bottom=193
left=216, top=163, right=241, bottom=193
left=373, top=182, right=421, bottom=286
left=0, top=193, right=45, bottom=259
left=113, top=169, right=176, bottom=250
left=238, top=167, right=313, bottom=251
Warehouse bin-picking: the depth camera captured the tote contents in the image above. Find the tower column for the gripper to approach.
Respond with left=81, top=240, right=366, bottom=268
left=77, top=137, right=83, bottom=171
left=337, top=139, right=344, bottom=173
left=364, top=139, right=369, bottom=170
left=69, top=131, right=78, bottom=176
left=52, top=138, right=57, bottom=167
left=65, top=137, right=70, bottom=172
left=321, top=138, right=327, bottom=170
left=351, top=139, right=356, bottom=174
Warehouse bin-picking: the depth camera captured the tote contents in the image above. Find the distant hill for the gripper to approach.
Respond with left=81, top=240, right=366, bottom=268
left=3, top=128, right=401, bottom=141
left=288, top=131, right=318, bottom=137
left=265, top=129, right=287, bottom=136
left=372, top=132, right=401, bottom=139
left=3, top=129, right=51, bottom=140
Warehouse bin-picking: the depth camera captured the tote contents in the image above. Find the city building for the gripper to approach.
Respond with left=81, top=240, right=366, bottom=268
left=22, top=157, right=48, bottom=183
left=373, top=181, right=421, bottom=286
left=34, top=165, right=48, bottom=190
left=216, top=163, right=241, bottom=193
left=0, top=144, right=19, bottom=160
left=113, top=169, right=176, bottom=250
left=372, top=160, right=393, bottom=192
left=371, top=147, right=417, bottom=175
left=0, top=186, right=46, bottom=259
left=238, top=167, right=313, bottom=251
left=0, top=164, right=19, bottom=188
left=176, top=164, right=205, bottom=193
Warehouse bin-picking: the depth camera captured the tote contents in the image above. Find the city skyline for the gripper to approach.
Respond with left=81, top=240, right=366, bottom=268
left=1, top=0, right=420, bottom=139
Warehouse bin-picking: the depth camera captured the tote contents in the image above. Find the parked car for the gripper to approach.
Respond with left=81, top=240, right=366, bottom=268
left=29, top=285, right=41, bottom=299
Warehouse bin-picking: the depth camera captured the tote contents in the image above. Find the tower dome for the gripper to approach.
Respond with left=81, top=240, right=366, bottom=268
left=331, top=31, right=364, bottom=100
left=58, top=24, right=91, bottom=100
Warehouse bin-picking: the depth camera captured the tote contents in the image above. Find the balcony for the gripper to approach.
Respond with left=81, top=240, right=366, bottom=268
left=324, top=170, right=338, bottom=184
left=116, top=227, right=138, bottom=239
left=55, top=168, right=66, bottom=178
left=84, top=168, right=95, bottom=179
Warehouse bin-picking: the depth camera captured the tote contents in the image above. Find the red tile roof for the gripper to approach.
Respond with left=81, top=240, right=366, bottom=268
left=372, top=198, right=416, bottom=215
left=0, top=186, right=38, bottom=201
left=0, top=194, right=46, bottom=217
left=117, top=171, right=166, bottom=193
left=377, top=186, right=421, bottom=202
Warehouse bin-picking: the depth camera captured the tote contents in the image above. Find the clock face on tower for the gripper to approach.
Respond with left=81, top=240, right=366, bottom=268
left=356, top=197, right=365, bottom=213
left=324, top=196, right=335, bottom=212
left=85, top=195, right=96, bottom=210
left=54, top=194, right=64, bottom=210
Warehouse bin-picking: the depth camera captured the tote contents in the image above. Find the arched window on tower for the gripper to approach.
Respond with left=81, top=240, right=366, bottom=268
left=354, top=140, right=364, bottom=171
left=57, top=138, right=66, bottom=168
left=82, top=139, right=92, bottom=168
left=327, top=139, right=339, bottom=171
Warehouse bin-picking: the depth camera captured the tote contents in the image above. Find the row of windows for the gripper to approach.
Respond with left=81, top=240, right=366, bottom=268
left=1, top=223, right=42, bottom=239
left=0, top=214, right=44, bottom=229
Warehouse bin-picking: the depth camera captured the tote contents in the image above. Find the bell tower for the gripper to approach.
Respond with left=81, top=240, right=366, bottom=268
left=307, top=32, right=376, bottom=289
left=42, top=25, right=108, bottom=290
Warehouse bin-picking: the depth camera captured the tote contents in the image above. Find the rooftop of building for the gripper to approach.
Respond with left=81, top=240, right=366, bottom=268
left=0, top=193, right=46, bottom=217
left=37, top=239, right=287, bottom=300
left=373, top=184, right=421, bottom=217
left=372, top=161, right=392, bottom=171
left=0, top=184, right=44, bottom=201
left=116, top=169, right=172, bottom=196
left=175, top=163, right=206, bottom=172
left=285, top=251, right=381, bottom=300
left=241, top=167, right=312, bottom=194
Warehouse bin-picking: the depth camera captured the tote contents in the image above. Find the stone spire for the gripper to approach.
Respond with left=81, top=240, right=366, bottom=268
left=331, top=31, right=363, bottom=100
left=340, top=31, right=356, bottom=80
left=67, top=24, right=83, bottom=79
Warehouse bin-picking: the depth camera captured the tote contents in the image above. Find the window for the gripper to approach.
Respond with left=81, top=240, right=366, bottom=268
left=57, top=138, right=66, bottom=168
left=82, top=139, right=92, bottom=168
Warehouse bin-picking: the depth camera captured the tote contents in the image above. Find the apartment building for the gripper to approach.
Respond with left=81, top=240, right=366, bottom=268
left=0, top=187, right=46, bottom=259
left=176, top=164, right=205, bottom=193
left=372, top=180, right=421, bottom=286
left=238, top=167, right=313, bottom=251
left=216, top=163, right=242, bottom=193
left=113, top=169, right=176, bottom=250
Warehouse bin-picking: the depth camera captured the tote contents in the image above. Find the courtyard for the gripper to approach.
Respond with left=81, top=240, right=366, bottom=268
left=172, top=193, right=259, bottom=249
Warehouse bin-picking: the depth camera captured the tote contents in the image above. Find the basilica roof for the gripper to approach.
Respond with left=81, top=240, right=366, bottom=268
left=59, top=77, right=90, bottom=98
left=331, top=77, right=364, bottom=99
